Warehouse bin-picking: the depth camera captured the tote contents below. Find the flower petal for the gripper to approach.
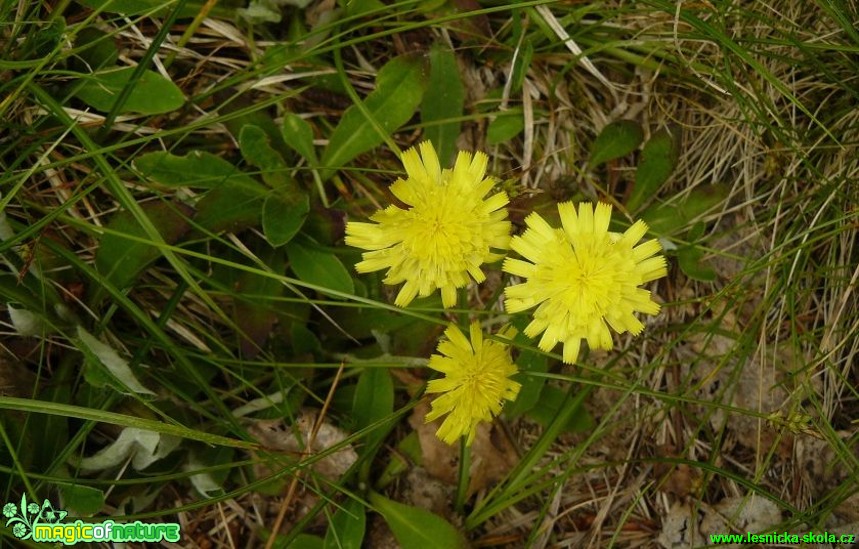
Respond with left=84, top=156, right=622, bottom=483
left=346, top=141, right=511, bottom=309
left=503, top=202, right=667, bottom=363
left=424, top=322, right=520, bottom=446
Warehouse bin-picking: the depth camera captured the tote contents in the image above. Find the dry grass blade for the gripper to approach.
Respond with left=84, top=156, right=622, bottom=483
left=264, top=361, right=346, bottom=549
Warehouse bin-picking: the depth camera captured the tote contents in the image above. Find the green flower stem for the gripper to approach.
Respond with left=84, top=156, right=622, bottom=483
left=455, top=438, right=470, bottom=514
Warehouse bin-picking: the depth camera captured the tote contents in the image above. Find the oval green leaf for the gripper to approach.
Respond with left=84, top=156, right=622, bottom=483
left=240, top=124, right=288, bottom=187
left=282, top=113, right=319, bottom=166
left=77, top=327, right=154, bottom=396
left=263, top=193, right=309, bottom=247
left=323, top=498, right=366, bottom=549
left=286, top=240, right=354, bottom=296
left=677, top=245, right=716, bottom=282
left=629, top=128, right=679, bottom=212
left=353, top=368, right=393, bottom=453
left=74, top=67, right=185, bottom=115
left=422, top=45, right=464, bottom=165
left=526, top=385, right=593, bottom=433
left=510, top=40, right=534, bottom=94
left=369, top=492, right=468, bottom=549
left=286, top=534, right=325, bottom=549
left=94, top=201, right=193, bottom=297
left=73, top=27, right=118, bottom=70
left=135, top=151, right=258, bottom=189
left=320, top=54, right=429, bottom=180
left=641, top=184, right=728, bottom=236
left=195, top=179, right=268, bottom=233
left=59, top=484, right=105, bottom=515
left=588, top=119, right=644, bottom=167
left=487, top=110, right=525, bottom=145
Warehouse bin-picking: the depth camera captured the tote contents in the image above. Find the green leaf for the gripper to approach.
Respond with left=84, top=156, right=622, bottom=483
left=301, top=205, right=347, bottom=246
left=195, top=179, right=268, bottom=233
left=376, top=432, right=421, bottom=489
left=588, top=120, right=644, bottom=167
left=192, top=446, right=235, bottom=490
left=72, top=27, right=118, bottom=70
left=487, top=110, right=524, bottom=145
left=59, top=484, right=105, bottom=515
left=422, top=45, right=464, bottom=165
left=504, top=332, right=548, bottom=419
left=135, top=151, right=258, bottom=189
left=353, top=368, right=393, bottom=452
left=344, top=0, right=385, bottom=16
left=94, top=200, right=192, bottom=295
left=263, top=193, right=309, bottom=247
left=526, top=385, right=593, bottom=433
left=286, top=534, right=325, bottom=549
left=221, top=98, right=284, bottom=147
left=8, top=306, right=53, bottom=337
left=286, top=240, right=354, bottom=296
left=629, top=128, right=679, bottom=212
left=237, top=0, right=284, bottom=23
left=0, top=274, right=64, bottom=328
left=687, top=221, right=707, bottom=242
left=74, top=67, right=185, bottom=115
left=369, top=492, right=468, bottom=549
left=77, top=326, right=155, bottom=395
left=677, top=245, right=716, bottom=281
left=510, top=40, right=533, bottom=94
left=77, top=426, right=181, bottom=472
left=320, top=54, right=429, bottom=180
left=240, top=124, right=290, bottom=188
left=641, top=184, right=729, bottom=236
left=290, top=323, right=321, bottom=357
left=231, top=247, right=286, bottom=357
left=240, top=124, right=286, bottom=172
left=323, top=498, right=366, bottom=549
left=282, top=113, right=319, bottom=166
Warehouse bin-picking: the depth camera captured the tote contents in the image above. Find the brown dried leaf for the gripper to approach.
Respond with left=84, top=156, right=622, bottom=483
left=656, top=501, right=706, bottom=548
left=248, top=411, right=358, bottom=480
left=699, top=496, right=782, bottom=538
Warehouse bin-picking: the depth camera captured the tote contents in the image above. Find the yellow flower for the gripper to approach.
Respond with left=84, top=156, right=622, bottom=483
left=503, top=202, right=667, bottom=364
left=345, top=141, right=511, bottom=308
left=425, top=322, right=521, bottom=446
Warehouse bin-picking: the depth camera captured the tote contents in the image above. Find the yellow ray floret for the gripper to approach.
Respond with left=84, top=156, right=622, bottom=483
left=503, top=202, right=667, bottom=364
left=424, top=322, right=521, bottom=446
left=345, top=141, right=512, bottom=308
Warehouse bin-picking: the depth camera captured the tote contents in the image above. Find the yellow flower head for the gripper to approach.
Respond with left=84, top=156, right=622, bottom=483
left=503, top=202, right=667, bottom=364
left=425, top=322, right=521, bottom=446
left=345, top=141, right=511, bottom=308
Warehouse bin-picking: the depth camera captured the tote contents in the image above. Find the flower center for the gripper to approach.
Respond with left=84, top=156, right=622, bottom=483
left=554, top=237, right=619, bottom=315
left=405, top=195, right=478, bottom=263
